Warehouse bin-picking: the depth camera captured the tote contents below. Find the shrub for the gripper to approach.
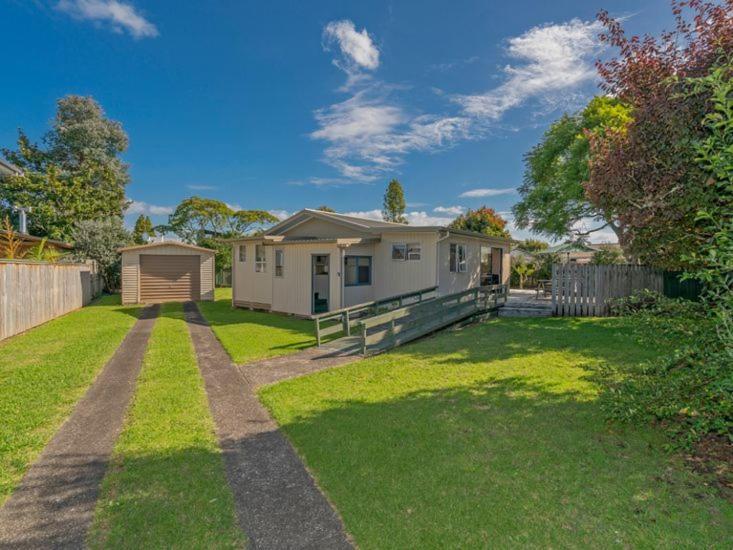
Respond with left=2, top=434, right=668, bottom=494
left=601, top=291, right=732, bottom=447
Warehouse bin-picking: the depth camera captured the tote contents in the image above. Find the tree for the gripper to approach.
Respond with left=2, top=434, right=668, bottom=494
left=587, top=1, right=733, bottom=268
left=1, top=96, right=130, bottom=241
left=511, top=260, right=535, bottom=289
left=316, top=205, right=335, bottom=212
left=132, top=215, right=155, bottom=244
left=513, top=96, right=631, bottom=244
left=382, top=179, right=407, bottom=223
left=449, top=207, right=510, bottom=238
left=71, top=218, right=131, bottom=292
left=517, top=239, right=549, bottom=253
left=591, top=248, right=624, bottom=265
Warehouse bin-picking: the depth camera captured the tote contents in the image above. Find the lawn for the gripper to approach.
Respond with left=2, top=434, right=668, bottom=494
left=89, top=302, right=244, bottom=548
left=198, top=287, right=316, bottom=364
left=260, top=317, right=732, bottom=548
left=0, top=295, right=140, bottom=505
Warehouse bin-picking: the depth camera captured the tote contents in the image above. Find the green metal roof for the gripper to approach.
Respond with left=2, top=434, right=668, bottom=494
left=538, top=241, right=599, bottom=254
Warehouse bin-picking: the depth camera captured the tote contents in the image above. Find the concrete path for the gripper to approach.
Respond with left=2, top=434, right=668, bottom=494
left=183, top=302, right=355, bottom=550
left=0, top=304, right=159, bottom=549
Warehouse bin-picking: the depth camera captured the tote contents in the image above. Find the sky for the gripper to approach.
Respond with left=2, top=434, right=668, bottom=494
left=1, top=0, right=677, bottom=242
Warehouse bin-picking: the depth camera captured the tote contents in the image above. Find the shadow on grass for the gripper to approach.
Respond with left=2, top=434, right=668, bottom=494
left=264, top=374, right=731, bottom=548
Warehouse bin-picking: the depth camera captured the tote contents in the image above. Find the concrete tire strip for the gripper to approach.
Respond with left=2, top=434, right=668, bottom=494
left=0, top=304, right=160, bottom=549
left=183, top=302, right=354, bottom=549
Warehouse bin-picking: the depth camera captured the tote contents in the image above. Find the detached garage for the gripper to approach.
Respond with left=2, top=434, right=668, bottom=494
left=119, top=242, right=215, bottom=305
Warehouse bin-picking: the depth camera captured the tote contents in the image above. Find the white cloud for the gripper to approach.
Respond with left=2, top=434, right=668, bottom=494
left=126, top=200, right=173, bottom=216
left=454, top=19, right=601, bottom=119
left=459, top=187, right=516, bottom=198
left=268, top=209, right=290, bottom=221
left=57, top=0, right=158, bottom=38
left=433, top=205, right=465, bottom=215
left=323, top=20, right=380, bottom=72
left=340, top=209, right=457, bottom=226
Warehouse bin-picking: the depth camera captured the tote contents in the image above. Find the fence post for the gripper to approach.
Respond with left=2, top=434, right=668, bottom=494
left=360, top=322, right=367, bottom=355
left=343, top=310, right=350, bottom=336
left=315, top=318, right=321, bottom=347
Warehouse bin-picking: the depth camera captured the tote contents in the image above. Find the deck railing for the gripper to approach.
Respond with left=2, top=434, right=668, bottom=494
left=313, top=286, right=439, bottom=346
left=356, top=284, right=507, bottom=355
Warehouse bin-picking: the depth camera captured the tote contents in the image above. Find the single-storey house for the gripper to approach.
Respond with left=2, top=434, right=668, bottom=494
left=230, top=209, right=511, bottom=317
left=119, top=242, right=215, bottom=304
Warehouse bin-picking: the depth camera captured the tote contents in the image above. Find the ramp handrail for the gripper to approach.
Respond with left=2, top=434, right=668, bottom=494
left=357, top=284, right=507, bottom=355
left=314, top=286, right=439, bottom=346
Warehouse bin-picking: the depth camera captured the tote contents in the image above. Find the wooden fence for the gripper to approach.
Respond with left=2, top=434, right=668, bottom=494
left=0, top=260, right=103, bottom=341
left=551, top=264, right=663, bottom=317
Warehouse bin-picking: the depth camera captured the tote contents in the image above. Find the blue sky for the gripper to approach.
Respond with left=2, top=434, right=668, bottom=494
left=1, top=0, right=675, bottom=241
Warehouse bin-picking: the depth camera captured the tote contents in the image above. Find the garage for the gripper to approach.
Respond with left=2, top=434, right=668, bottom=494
left=119, top=242, right=215, bottom=305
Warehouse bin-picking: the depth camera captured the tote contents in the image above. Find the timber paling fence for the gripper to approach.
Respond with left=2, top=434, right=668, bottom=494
left=551, top=264, right=663, bottom=317
left=0, top=260, right=103, bottom=341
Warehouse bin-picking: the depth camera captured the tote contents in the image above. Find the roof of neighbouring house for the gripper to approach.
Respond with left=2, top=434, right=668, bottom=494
left=0, top=230, right=74, bottom=250
left=117, top=241, right=216, bottom=253
left=0, top=158, right=23, bottom=176
left=538, top=241, right=600, bottom=254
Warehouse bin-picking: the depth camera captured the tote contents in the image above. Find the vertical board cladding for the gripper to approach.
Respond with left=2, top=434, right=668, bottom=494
left=120, top=245, right=214, bottom=305
left=232, top=240, right=273, bottom=309
left=373, top=232, right=438, bottom=299
left=343, top=242, right=376, bottom=307
left=271, top=243, right=342, bottom=316
left=437, top=236, right=510, bottom=294
left=0, top=261, right=102, bottom=341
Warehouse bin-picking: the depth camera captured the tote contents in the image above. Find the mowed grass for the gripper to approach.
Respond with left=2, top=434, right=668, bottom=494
left=89, top=302, right=244, bottom=549
left=0, top=295, right=140, bottom=505
left=260, top=317, right=733, bottom=548
left=198, top=287, right=315, bottom=364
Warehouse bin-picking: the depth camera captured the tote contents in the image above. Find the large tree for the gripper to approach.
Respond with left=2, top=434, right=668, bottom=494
left=72, top=218, right=131, bottom=292
left=587, top=1, right=733, bottom=268
left=513, top=96, right=631, bottom=243
left=1, top=96, right=130, bottom=241
left=382, top=179, right=407, bottom=224
left=449, top=206, right=510, bottom=238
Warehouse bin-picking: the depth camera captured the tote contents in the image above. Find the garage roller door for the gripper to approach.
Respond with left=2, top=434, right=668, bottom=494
left=140, top=254, right=200, bottom=302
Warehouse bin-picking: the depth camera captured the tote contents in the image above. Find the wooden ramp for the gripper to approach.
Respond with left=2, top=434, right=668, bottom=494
left=316, top=285, right=508, bottom=356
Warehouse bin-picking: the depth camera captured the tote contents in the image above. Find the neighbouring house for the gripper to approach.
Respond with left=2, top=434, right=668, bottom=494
left=230, top=209, right=511, bottom=317
left=119, top=242, right=215, bottom=304
left=539, top=241, right=601, bottom=264
left=0, top=158, right=22, bottom=178
left=0, top=230, right=74, bottom=257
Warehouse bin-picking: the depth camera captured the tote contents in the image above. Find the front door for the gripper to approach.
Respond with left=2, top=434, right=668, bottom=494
left=312, top=254, right=330, bottom=314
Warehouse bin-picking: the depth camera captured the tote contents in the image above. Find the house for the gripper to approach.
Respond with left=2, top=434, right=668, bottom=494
left=0, top=158, right=22, bottom=178
left=119, top=242, right=215, bottom=304
left=230, top=209, right=511, bottom=317
left=0, top=230, right=74, bottom=256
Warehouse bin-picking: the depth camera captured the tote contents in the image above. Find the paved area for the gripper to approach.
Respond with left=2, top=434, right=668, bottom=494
left=0, top=304, right=159, bottom=549
left=183, top=302, right=354, bottom=550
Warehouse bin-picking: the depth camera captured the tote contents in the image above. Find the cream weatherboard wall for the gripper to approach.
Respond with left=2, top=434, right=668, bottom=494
left=373, top=232, right=439, bottom=298
left=121, top=245, right=214, bottom=305
left=343, top=242, right=377, bottom=307
left=233, top=241, right=343, bottom=316
left=437, top=235, right=509, bottom=296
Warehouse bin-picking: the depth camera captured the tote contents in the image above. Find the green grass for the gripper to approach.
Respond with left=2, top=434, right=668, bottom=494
left=89, top=302, right=244, bottom=549
left=0, top=295, right=140, bottom=505
left=261, top=317, right=733, bottom=548
left=198, top=287, right=316, bottom=364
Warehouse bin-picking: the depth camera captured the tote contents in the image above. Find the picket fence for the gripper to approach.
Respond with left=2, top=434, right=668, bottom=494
left=0, top=260, right=103, bottom=340
left=551, top=264, right=663, bottom=317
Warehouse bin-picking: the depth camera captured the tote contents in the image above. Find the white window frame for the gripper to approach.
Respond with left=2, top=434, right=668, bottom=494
left=238, top=244, right=246, bottom=262
left=392, top=243, right=407, bottom=261
left=274, top=249, right=284, bottom=277
left=407, top=242, right=421, bottom=261
left=450, top=243, right=467, bottom=273
left=255, top=244, right=266, bottom=273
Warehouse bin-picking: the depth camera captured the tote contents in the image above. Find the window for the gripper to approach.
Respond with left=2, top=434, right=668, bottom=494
left=274, top=249, right=284, bottom=277
left=238, top=244, right=246, bottom=262
left=255, top=244, right=266, bottom=272
left=392, top=243, right=406, bottom=261
left=344, top=256, right=371, bottom=286
left=407, top=243, right=421, bottom=261
left=450, top=243, right=467, bottom=273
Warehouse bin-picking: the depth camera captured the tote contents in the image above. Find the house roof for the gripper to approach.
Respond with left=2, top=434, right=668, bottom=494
left=0, top=230, right=73, bottom=250
left=0, top=158, right=23, bottom=176
left=262, top=208, right=511, bottom=244
left=118, top=241, right=215, bottom=253
left=539, top=241, right=599, bottom=255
